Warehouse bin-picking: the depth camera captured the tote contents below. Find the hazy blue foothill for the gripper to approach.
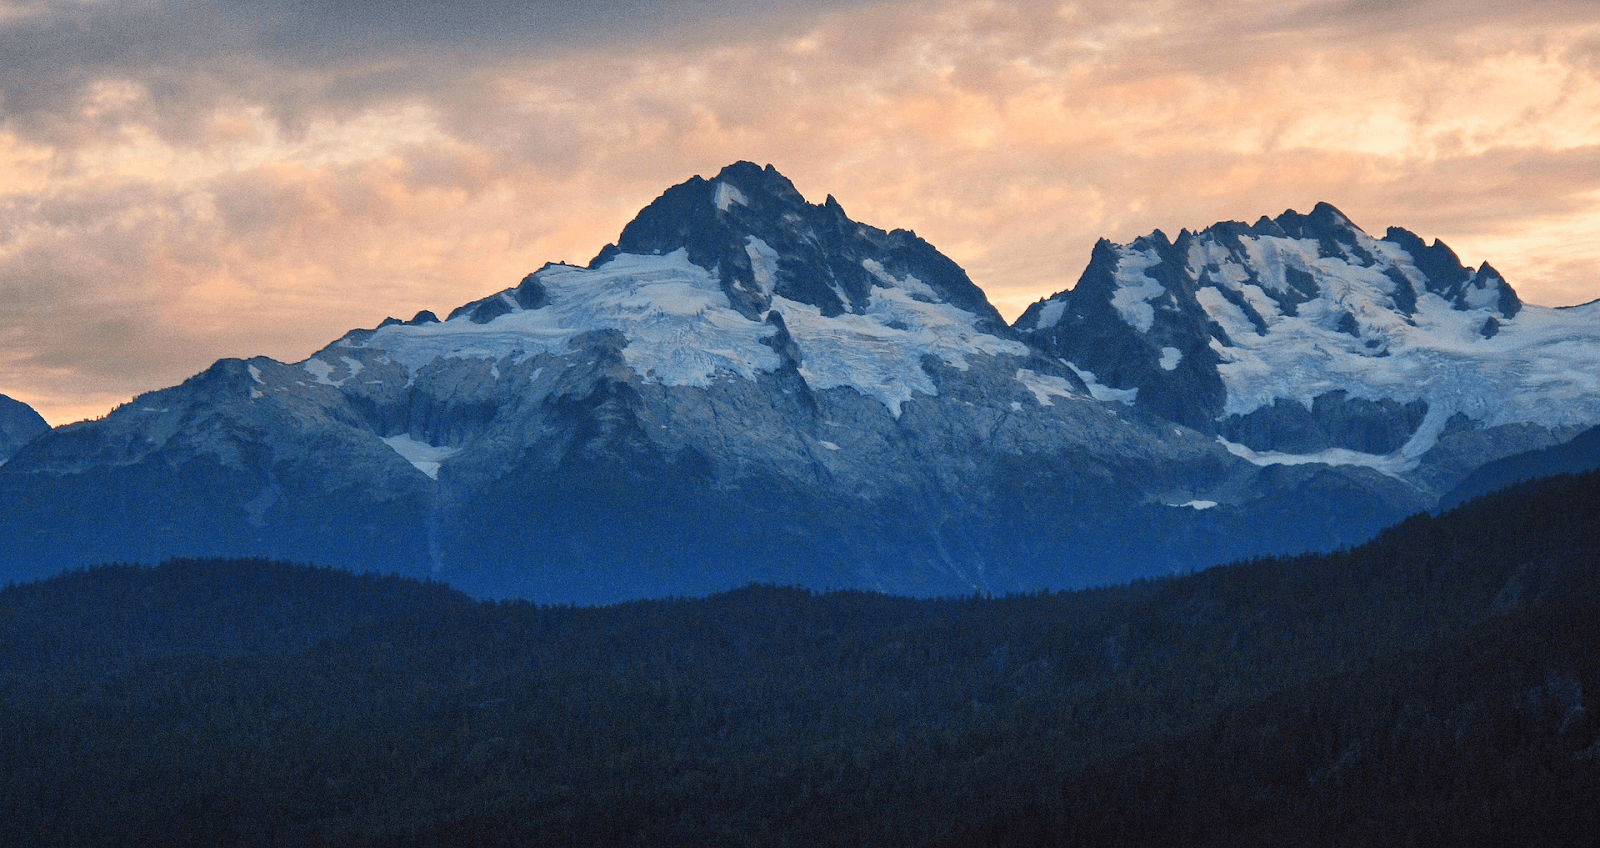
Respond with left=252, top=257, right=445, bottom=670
left=1, top=163, right=1598, bottom=602
left=1439, top=421, right=1600, bottom=510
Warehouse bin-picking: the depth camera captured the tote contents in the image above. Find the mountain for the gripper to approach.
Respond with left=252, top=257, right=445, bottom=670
left=0, top=393, right=49, bottom=464
left=1016, top=203, right=1600, bottom=500
left=1439, top=421, right=1600, bottom=510
left=1, top=165, right=1597, bottom=601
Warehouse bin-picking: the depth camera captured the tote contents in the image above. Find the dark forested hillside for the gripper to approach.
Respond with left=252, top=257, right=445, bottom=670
left=2, top=470, right=1598, bottom=846
left=937, top=583, right=1600, bottom=848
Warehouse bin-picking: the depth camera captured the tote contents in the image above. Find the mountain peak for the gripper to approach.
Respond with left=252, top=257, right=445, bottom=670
left=1265, top=201, right=1365, bottom=250
left=1308, top=200, right=1353, bottom=223
left=588, top=162, right=1004, bottom=327
left=1016, top=202, right=1549, bottom=440
left=710, top=160, right=804, bottom=202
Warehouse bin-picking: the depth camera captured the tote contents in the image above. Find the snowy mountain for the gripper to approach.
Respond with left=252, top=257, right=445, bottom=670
left=0, top=394, right=49, bottom=464
left=1016, top=203, right=1600, bottom=499
left=1, top=166, right=1596, bottom=602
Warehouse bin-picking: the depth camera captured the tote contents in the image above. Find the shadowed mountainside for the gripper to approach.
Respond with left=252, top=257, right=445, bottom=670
left=3, top=467, right=1597, bottom=846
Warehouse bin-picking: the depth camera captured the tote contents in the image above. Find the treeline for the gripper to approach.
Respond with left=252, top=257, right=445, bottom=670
left=1, top=471, right=1598, bottom=846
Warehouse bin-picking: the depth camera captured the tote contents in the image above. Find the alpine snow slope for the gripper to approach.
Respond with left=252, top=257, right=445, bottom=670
left=3, top=164, right=1598, bottom=603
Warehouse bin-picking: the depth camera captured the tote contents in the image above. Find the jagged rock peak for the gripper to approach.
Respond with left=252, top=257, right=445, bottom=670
left=1012, top=202, right=1554, bottom=445
left=1182, top=203, right=1520, bottom=316
left=586, top=162, right=1007, bottom=329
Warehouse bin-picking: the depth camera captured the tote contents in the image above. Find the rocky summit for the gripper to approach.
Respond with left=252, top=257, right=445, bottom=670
left=1016, top=202, right=1600, bottom=499
left=3, top=164, right=1598, bottom=603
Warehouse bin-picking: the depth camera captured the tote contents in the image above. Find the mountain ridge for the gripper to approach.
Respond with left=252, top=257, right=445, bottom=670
left=1, top=163, right=1597, bottom=601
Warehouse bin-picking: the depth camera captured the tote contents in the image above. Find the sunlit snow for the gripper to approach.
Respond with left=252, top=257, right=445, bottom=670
left=358, top=251, right=782, bottom=389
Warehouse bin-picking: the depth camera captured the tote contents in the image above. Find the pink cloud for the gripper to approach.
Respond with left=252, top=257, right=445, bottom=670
left=4, top=0, right=1600, bottom=425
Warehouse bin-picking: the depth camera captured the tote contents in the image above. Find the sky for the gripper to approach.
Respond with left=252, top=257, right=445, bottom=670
left=2, top=0, right=1598, bottom=425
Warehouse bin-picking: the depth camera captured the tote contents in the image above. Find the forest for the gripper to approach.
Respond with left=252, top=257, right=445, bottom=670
left=1, top=469, right=1597, bottom=846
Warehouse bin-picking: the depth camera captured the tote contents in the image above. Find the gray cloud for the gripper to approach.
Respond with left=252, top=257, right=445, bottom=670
left=0, top=0, right=875, bottom=135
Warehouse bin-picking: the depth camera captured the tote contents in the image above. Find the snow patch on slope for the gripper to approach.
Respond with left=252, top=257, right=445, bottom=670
left=1063, top=362, right=1137, bottom=404
left=713, top=182, right=747, bottom=212
left=1034, top=299, right=1066, bottom=330
left=382, top=434, right=461, bottom=479
left=745, top=236, right=780, bottom=296
left=1016, top=369, right=1077, bottom=407
left=861, top=259, right=939, bottom=300
left=303, top=359, right=339, bottom=386
left=1110, top=249, right=1166, bottom=332
left=773, top=284, right=1026, bottom=417
left=1217, top=436, right=1413, bottom=479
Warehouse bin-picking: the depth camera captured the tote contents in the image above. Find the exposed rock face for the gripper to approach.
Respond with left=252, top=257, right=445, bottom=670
left=0, top=394, right=50, bottom=464
left=1, top=168, right=1597, bottom=602
left=1219, top=391, right=1430, bottom=456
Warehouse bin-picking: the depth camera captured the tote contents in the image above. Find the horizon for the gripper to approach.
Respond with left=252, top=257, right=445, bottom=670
left=3, top=0, right=1599, bottom=426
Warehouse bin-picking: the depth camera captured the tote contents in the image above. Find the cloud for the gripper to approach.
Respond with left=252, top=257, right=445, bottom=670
left=0, top=0, right=875, bottom=134
left=3, top=0, right=1600, bottom=424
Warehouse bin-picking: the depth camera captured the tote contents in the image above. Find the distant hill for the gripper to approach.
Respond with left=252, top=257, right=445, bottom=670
left=1440, top=422, right=1600, bottom=509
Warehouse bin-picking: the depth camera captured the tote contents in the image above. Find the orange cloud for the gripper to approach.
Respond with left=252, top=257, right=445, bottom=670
left=3, top=0, right=1600, bottom=425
